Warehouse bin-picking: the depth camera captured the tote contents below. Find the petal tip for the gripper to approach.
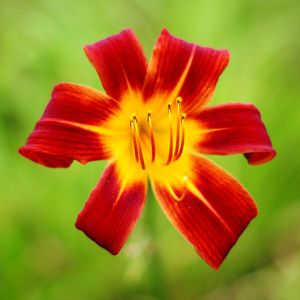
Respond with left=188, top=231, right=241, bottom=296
left=19, top=145, right=73, bottom=168
left=218, top=49, right=230, bottom=69
left=247, top=149, right=277, bottom=166
left=203, top=208, right=257, bottom=270
left=161, top=27, right=170, bottom=36
left=75, top=216, right=122, bottom=256
left=224, top=49, right=230, bottom=62
left=122, top=27, right=136, bottom=36
left=74, top=163, right=147, bottom=257
left=18, top=145, right=33, bottom=160
left=18, top=145, right=26, bottom=158
left=51, top=82, right=69, bottom=96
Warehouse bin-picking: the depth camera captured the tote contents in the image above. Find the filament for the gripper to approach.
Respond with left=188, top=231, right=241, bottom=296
left=174, top=113, right=186, bottom=161
left=130, top=120, right=139, bottom=162
left=132, top=115, right=146, bottom=170
left=165, top=103, right=173, bottom=165
left=174, top=97, right=182, bottom=158
left=166, top=176, right=188, bottom=202
left=129, top=98, right=186, bottom=170
left=147, top=112, right=156, bottom=162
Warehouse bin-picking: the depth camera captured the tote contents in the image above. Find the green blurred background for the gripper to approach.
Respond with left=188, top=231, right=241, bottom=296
left=1, top=0, right=300, bottom=299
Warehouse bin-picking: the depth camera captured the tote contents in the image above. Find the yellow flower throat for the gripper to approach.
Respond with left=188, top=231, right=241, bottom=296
left=129, top=97, right=186, bottom=170
left=103, top=93, right=200, bottom=195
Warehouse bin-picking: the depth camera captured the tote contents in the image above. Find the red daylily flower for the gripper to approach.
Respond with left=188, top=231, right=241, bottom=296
left=19, top=29, right=276, bottom=269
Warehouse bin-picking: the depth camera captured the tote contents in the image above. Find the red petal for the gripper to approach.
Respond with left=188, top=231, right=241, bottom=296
left=19, top=83, right=119, bottom=168
left=152, top=155, right=257, bottom=269
left=143, top=29, right=229, bottom=112
left=194, top=103, right=276, bottom=165
left=75, top=163, right=147, bottom=254
left=84, top=29, right=147, bottom=100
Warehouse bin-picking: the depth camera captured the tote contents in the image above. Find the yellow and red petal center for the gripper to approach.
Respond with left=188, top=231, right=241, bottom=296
left=102, top=92, right=200, bottom=187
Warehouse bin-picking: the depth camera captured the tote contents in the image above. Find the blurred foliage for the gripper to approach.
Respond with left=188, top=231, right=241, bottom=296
left=1, top=0, right=300, bottom=299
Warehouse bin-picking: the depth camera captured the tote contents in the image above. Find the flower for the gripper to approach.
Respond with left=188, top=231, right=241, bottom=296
left=19, top=28, right=276, bottom=269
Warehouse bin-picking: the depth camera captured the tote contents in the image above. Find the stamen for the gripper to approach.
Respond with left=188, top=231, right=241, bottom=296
left=130, top=120, right=139, bottom=162
left=147, top=112, right=156, bottom=162
left=174, top=97, right=182, bottom=158
left=129, top=98, right=185, bottom=169
left=174, top=113, right=186, bottom=161
left=165, top=103, right=173, bottom=165
left=166, top=176, right=188, bottom=202
left=132, top=115, right=146, bottom=170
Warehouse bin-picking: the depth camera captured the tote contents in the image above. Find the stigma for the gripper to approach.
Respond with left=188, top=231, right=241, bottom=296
left=129, top=97, right=186, bottom=170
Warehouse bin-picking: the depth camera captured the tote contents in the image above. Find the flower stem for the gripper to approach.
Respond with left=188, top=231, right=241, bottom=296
left=142, top=185, right=169, bottom=300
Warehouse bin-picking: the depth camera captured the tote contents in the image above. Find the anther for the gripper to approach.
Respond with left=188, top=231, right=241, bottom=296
left=167, top=176, right=188, bottom=202
left=147, top=112, right=156, bottom=162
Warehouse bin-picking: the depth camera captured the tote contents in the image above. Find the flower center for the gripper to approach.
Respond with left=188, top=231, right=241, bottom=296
left=129, top=97, right=186, bottom=170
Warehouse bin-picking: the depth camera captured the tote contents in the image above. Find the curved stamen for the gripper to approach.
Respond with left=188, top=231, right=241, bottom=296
left=174, top=97, right=182, bottom=158
left=165, top=103, right=173, bottom=165
left=147, top=112, right=156, bottom=162
left=174, top=113, right=186, bottom=161
left=132, top=115, right=146, bottom=170
left=130, top=120, right=139, bottom=162
left=166, top=176, right=188, bottom=202
left=130, top=99, right=185, bottom=169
